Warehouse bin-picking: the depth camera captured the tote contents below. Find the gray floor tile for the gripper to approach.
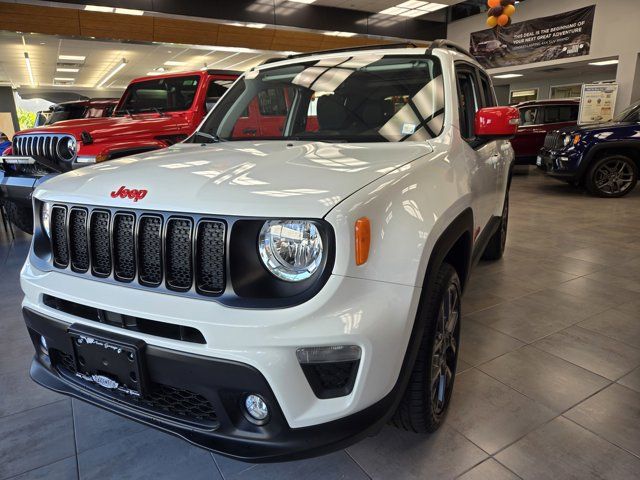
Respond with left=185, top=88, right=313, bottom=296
left=578, top=308, right=640, bottom=349
left=617, top=367, right=640, bottom=393
left=5, top=456, right=77, bottom=480
left=459, top=320, right=524, bottom=367
left=446, top=369, right=556, bottom=455
left=0, top=337, right=35, bottom=375
left=224, top=451, right=367, bottom=480
left=0, top=368, right=64, bottom=417
left=77, top=429, right=219, bottom=480
left=457, top=459, right=520, bottom=480
left=0, top=400, right=75, bottom=480
left=533, top=326, right=640, bottom=380
left=479, top=345, right=610, bottom=413
left=347, top=425, right=487, bottom=480
left=496, top=416, right=640, bottom=480
left=565, top=384, right=640, bottom=457
left=551, top=277, right=638, bottom=309
left=72, top=399, right=148, bottom=453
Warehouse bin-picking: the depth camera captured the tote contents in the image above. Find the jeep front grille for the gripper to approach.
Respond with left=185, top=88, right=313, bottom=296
left=50, top=204, right=226, bottom=296
left=13, top=134, right=75, bottom=164
left=543, top=132, right=563, bottom=150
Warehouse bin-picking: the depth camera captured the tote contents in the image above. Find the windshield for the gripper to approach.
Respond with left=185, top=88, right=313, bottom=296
left=614, top=100, right=640, bottom=122
left=45, top=104, right=87, bottom=125
left=115, top=76, right=200, bottom=115
left=197, top=55, right=444, bottom=143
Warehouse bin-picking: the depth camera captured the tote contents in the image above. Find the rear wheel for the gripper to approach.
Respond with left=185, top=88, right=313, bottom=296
left=586, top=155, right=638, bottom=197
left=4, top=201, right=33, bottom=234
left=482, top=194, right=509, bottom=261
left=391, top=263, right=461, bottom=433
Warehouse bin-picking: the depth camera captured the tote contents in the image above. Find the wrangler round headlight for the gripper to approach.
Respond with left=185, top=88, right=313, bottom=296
left=258, top=220, right=324, bottom=282
left=56, top=136, right=76, bottom=161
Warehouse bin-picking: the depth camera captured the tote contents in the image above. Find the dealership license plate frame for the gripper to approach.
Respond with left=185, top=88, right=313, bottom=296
left=68, top=323, right=148, bottom=397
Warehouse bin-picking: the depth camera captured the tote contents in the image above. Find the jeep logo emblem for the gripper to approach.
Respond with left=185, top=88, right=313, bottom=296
left=111, top=186, right=148, bottom=202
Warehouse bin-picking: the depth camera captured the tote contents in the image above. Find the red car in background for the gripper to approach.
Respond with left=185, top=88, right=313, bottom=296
left=511, top=99, right=580, bottom=165
left=36, top=98, right=118, bottom=126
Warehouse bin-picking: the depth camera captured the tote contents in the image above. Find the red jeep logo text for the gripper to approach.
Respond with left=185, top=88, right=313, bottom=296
left=110, top=186, right=148, bottom=202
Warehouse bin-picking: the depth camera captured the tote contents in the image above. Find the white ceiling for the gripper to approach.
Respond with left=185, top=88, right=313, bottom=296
left=0, top=31, right=282, bottom=92
left=313, top=0, right=463, bottom=14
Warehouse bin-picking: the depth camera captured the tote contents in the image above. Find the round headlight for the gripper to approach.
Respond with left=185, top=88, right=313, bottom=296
left=41, top=202, right=52, bottom=238
left=259, top=220, right=324, bottom=282
left=56, top=136, right=76, bottom=162
left=563, top=134, right=572, bottom=147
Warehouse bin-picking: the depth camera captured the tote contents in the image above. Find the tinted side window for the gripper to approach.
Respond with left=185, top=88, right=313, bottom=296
left=456, top=70, right=480, bottom=140
left=206, top=82, right=228, bottom=99
left=258, top=88, right=288, bottom=116
left=479, top=74, right=496, bottom=107
left=543, top=105, right=579, bottom=123
left=520, top=107, right=539, bottom=126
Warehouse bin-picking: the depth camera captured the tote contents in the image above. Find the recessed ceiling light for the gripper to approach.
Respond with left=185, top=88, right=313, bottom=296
left=59, top=55, right=86, bottom=62
left=114, top=8, right=144, bottom=15
left=57, top=67, right=80, bottom=73
left=589, top=59, right=619, bottom=66
left=84, top=5, right=113, bottom=12
left=380, top=1, right=446, bottom=17
left=287, top=0, right=316, bottom=3
left=323, top=31, right=357, bottom=37
left=494, top=73, right=523, bottom=79
left=54, top=77, right=75, bottom=81
left=164, top=60, right=186, bottom=66
left=96, top=58, right=127, bottom=88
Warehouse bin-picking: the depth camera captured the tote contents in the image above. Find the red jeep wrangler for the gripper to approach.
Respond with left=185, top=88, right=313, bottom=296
left=0, top=69, right=239, bottom=233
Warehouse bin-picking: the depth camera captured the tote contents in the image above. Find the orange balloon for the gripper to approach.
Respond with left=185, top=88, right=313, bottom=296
left=503, top=4, right=516, bottom=16
left=497, top=14, right=510, bottom=26
left=487, top=15, right=498, bottom=27
left=487, top=0, right=501, bottom=8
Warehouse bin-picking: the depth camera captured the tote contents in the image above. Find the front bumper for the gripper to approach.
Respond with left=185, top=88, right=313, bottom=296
left=20, top=260, right=421, bottom=460
left=536, top=149, right=581, bottom=181
left=25, top=308, right=399, bottom=461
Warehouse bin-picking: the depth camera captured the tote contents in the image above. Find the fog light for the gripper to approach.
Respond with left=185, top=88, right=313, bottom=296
left=244, top=394, right=269, bottom=423
left=296, top=345, right=361, bottom=364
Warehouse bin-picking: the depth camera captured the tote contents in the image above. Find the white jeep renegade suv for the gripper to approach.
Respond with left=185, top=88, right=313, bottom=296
left=20, top=41, right=518, bottom=461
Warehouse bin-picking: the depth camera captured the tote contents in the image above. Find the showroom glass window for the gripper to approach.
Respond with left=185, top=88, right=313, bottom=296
left=116, top=76, right=200, bottom=114
left=199, top=56, right=444, bottom=142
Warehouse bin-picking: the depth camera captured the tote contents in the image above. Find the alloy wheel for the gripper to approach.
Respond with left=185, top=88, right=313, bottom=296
left=431, top=282, right=460, bottom=416
left=594, top=159, right=635, bottom=195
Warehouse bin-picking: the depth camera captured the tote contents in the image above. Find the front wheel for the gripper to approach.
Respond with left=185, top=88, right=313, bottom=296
left=391, top=263, right=461, bottom=433
left=586, top=155, right=638, bottom=197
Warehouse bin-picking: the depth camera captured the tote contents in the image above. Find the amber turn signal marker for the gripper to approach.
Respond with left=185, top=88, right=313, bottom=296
left=355, top=217, right=371, bottom=266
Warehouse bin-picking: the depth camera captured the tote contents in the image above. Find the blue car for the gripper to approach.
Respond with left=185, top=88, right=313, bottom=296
left=537, top=100, right=640, bottom=197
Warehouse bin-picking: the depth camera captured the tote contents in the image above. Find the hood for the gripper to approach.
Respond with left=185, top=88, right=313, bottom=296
left=557, top=121, right=632, bottom=135
left=16, top=114, right=176, bottom=141
left=35, top=141, right=433, bottom=218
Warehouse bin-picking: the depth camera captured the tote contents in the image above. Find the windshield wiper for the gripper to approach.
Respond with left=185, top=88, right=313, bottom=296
left=193, top=131, right=221, bottom=143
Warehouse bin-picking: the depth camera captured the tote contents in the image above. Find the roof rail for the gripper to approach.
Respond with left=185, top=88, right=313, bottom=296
left=426, top=39, right=472, bottom=57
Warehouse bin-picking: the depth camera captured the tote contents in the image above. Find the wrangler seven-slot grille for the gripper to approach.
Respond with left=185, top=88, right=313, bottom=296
left=50, top=205, right=226, bottom=296
left=543, top=132, right=563, bottom=150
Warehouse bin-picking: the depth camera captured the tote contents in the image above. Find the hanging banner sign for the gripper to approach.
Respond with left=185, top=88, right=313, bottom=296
left=578, top=83, right=618, bottom=125
left=470, top=5, right=595, bottom=69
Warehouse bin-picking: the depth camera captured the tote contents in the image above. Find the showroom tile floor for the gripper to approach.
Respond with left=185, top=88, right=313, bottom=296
left=1, top=170, right=640, bottom=479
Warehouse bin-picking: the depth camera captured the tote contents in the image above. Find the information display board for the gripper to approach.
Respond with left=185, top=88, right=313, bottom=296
left=578, top=83, right=618, bottom=125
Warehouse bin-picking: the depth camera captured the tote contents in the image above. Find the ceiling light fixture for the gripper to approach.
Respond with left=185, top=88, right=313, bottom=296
left=493, top=73, right=523, bottom=78
left=287, top=0, right=316, bottom=3
left=57, top=67, right=80, bottom=73
left=380, top=1, right=447, bottom=18
left=54, top=77, right=75, bottom=81
left=323, top=31, right=357, bottom=37
left=84, top=5, right=113, bottom=12
left=21, top=35, right=35, bottom=86
left=114, top=8, right=144, bottom=15
left=59, top=54, right=86, bottom=62
left=164, top=60, right=186, bottom=66
left=96, top=58, right=127, bottom=88
left=588, top=59, right=619, bottom=66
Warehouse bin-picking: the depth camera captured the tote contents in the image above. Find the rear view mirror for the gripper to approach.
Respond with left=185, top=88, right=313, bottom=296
left=475, top=107, right=520, bottom=138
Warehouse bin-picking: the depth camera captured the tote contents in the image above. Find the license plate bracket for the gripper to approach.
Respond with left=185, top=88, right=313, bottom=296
left=68, top=324, right=148, bottom=397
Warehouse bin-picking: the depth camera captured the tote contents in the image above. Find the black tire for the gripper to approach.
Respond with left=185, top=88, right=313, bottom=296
left=4, top=201, right=33, bottom=234
left=391, top=263, right=461, bottom=433
left=482, top=194, right=509, bottom=261
left=586, top=154, right=638, bottom=198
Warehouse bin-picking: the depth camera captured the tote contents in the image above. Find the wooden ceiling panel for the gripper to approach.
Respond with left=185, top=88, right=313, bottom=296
left=79, top=11, right=154, bottom=42
left=153, top=17, right=219, bottom=46
left=0, top=2, right=80, bottom=36
left=217, top=25, right=276, bottom=50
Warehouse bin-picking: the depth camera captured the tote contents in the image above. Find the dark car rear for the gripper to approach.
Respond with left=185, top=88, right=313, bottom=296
left=511, top=99, right=580, bottom=165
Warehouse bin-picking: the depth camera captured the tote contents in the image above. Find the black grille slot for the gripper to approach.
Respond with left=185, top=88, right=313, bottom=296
left=69, top=208, right=89, bottom=272
left=90, top=211, right=111, bottom=277
left=138, top=216, right=163, bottom=286
left=113, top=213, right=136, bottom=281
left=165, top=218, right=193, bottom=291
left=51, top=206, right=69, bottom=268
left=196, top=221, right=226, bottom=294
